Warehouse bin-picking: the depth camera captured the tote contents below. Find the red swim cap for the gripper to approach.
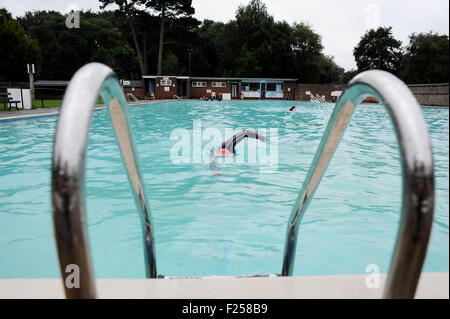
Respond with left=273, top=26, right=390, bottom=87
left=216, top=148, right=234, bottom=156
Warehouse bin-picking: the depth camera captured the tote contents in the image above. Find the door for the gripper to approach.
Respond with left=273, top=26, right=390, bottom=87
left=231, top=84, right=238, bottom=98
left=148, top=79, right=155, bottom=95
left=177, top=80, right=187, bottom=97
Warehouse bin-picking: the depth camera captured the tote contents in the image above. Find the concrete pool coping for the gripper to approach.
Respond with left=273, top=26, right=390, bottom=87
left=0, top=99, right=175, bottom=122
left=1, top=100, right=447, bottom=122
left=0, top=272, right=447, bottom=299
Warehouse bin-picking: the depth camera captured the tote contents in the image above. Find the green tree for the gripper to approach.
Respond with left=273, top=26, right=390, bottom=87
left=342, top=69, right=359, bottom=84
left=211, top=20, right=241, bottom=76
left=11, top=0, right=348, bottom=82
left=265, top=21, right=297, bottom=78
left=19, top=10, right=139, bottom=80
left=353, top=27, right=403, bottom=75
left=233, top=0, right=275, bottom=77
left=99, top=0, right=147, bottom=75
left=190, top=19, right=224, bottom=76
left=0, top=9, right=41, bottom=81
left=140, top=0, right=195, bottom=75
left=317, top=55, right=344, bottom=84
left=192, top=0, right=343, bottom=82
left=160, top=12, right=200, bottom=75
left=100, top=0, right=197, bottom=76
left=401, top=32, right=449, bottom=84
left=291, top=22, right=325, bottom=82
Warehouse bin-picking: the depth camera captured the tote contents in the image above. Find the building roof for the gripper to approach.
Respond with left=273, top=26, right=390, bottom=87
left=34, top=80, right=143, bottom=88
left=142, top=75, right=187, bottom=79
left=192, top=77, right=298, bottom=82
left=142, top=76, right=298, bottom=82
left=121, top=80, right=142, bottom=88
left=34, top=80, right=69, bottom=87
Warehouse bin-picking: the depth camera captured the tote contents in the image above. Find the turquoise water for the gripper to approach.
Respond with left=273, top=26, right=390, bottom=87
left=0, top=101, right=448, bottom=278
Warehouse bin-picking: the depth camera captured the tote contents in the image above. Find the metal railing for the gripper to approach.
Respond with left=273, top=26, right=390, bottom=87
left=309, top=93, right=326, bottom=103
left=52, top=63, right=157, bottom=299
left=315, top=93, right=325, bottom=103
left=127, top=92, right=142, bottom=104
left=281, top=70, right=434, bottom=298
left=309, top=94, right=319, bottom=103
left=309, top=93, right=322, bottom=103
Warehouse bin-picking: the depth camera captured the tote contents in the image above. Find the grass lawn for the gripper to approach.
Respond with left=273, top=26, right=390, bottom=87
left=1, top=98, right=104, bottom=111
left=1, top=97, right=145, bottom=112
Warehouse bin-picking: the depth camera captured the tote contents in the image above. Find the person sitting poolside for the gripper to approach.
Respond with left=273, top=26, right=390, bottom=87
left=209, top=130, right=267, bottom=175
left=288, top=106, right=296, bottom=112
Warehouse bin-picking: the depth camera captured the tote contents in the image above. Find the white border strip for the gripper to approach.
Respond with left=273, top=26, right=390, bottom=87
left=0, top=100, right=176, bottom=122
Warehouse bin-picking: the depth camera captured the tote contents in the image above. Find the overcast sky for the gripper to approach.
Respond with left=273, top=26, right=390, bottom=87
left=1, top=0, right=448, bottom=71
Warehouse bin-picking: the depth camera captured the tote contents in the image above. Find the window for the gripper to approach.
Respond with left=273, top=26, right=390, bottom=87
left=267, top=83, right=276, bottom=91
left=276, top=83, right=284, bottom=91
left=250, top=83, right=259, bottom=92
left=160, top=79, right=172, bottom=86
left=267, top=82, right=283, bottom=91
left=192, top=81, right=206, bottom=87
left=212, top=81, right=226, bottom=88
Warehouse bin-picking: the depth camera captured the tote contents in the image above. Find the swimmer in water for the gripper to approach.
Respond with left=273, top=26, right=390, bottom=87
left=288, top=106, right=296, bottom=112
left=210, top=130, right=267, bottom=175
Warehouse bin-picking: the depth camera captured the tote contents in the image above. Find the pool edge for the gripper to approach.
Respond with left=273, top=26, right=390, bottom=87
left=0, top=272, right=447, bottom=299
left=0, top=100, right=177, bottom=123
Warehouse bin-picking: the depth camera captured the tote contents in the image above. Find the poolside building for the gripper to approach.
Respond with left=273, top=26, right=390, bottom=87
left=142, top=76, right=298, bottom=100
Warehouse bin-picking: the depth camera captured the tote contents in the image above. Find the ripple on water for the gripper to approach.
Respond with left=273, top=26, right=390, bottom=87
left=0, top=102, right=448, bottom=278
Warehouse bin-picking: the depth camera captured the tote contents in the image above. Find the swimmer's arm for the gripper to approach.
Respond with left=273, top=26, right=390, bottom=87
left=209, top=153, right=221, bottom=176
left=224, top=131, right=267, bottom=151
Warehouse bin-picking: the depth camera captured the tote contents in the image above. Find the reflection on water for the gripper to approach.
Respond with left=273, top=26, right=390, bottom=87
left=0, top=101, right=448, bottom=278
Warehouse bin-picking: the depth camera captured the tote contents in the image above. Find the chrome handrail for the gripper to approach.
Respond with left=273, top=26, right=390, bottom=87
left=127, top=92, right=142, bottom=104
left=281, top=70, right=435, bottom=299
left=52, top=63, right=157, bottom=299
left=315, top=93, right=325, bottom=103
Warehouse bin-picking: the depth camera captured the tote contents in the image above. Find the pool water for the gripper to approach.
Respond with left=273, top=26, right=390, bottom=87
left=0, top=101, right=448, bottom=278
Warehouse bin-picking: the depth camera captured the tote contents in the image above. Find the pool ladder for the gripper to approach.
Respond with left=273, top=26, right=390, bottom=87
left=52, top=63, right=434, bottom=299
left=127, top=92, right=142, bottom=104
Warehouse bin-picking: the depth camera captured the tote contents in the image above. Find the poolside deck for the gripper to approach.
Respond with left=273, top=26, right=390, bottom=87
left=1, top=100, right=445, bottom=122
left=0, top=273, right=447, bottom=299
left=0, top=100, right=173, bottom=121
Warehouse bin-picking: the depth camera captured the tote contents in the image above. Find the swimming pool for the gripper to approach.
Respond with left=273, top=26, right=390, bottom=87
left=0, top=100, right=448, bottom=278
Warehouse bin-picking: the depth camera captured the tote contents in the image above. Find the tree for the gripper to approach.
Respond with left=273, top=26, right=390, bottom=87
left=342, top=69, right=359, bottom=84
left=317, top=55, right=344, bottom=84
left=191, top=0, right=343, bottom=82
left=19, top=10, right=140, bottom=80
left=233, top=0, right=275, bottom=77
left=401, top=32, right=449, bottom=84
left=11, top=0, right=348, bottom=82
left=353, top=27, right=403, bottom=75
left=0, top=9, right=41, bottom=81
left=159, top=13, right=200, bottom=75
left=99, top=0, right=146, bottom=75
left=291, top=22, right=325, bottom=82
left=141, top=0, right=195, bottom=75
left=189, top=19, right=224, bottom=76
left=212, top=20, right=241, bottom=76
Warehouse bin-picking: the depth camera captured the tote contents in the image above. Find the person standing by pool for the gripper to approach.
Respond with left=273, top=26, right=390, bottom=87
left=209, top=130, right=267, bottom=175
